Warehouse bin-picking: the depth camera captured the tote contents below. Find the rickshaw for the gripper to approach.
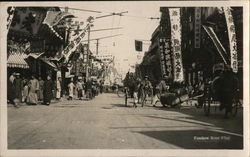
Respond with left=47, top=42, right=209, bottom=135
left=202, top=80, right=241, bottom=117
left=154, top=81, right=189, bottom=108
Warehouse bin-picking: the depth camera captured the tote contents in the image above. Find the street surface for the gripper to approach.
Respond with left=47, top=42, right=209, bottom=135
left=8, top=93, right=243, bottom=149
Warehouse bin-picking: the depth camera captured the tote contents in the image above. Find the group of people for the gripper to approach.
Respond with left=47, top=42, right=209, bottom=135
left=123, top=65, right=239, bottom=118
left=7, top=73, right=62, bottom=108
left=67, top=77, right=104, bottom=101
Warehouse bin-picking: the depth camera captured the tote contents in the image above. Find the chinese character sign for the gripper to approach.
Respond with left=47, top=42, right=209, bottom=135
left=223, top=7, right=238, bottom=73
left=194, top=7, right=201, bottom=48
left=169, top=8, right=184, bottom=82
left=61, top=24, right=89, bottom=63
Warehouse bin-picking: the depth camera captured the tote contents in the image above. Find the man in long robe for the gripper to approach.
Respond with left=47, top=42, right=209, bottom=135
left=27, top=75, right=39, bottom=105
left=38, top=77, right=44, bottom=101
left=14, top=73, right=23, bottom=102
left=43, top=75, right=54, bottom=105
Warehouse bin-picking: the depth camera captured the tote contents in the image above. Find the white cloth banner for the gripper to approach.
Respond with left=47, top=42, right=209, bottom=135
left=61, top=24, right=89, bottom=63
left=223, top=7, right=238, bottom=73
left=169, top=8, right=184, bottom=82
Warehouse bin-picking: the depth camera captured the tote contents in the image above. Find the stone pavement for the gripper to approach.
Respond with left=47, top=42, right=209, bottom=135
left=8, top=93, right=243, bottom=149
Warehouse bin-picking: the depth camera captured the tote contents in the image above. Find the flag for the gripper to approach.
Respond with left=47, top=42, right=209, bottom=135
left=135, top=40, right=142, bottom=51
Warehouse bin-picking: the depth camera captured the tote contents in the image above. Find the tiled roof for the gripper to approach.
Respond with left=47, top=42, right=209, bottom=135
left=7, top=53, right=29, bottom=69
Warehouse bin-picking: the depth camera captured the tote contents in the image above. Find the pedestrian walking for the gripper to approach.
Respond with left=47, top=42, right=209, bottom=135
left=56, top=77, right=62, bottom=100
left=7, top=73, right=19, bottom=108
left=68, top=79, right=75, bottom=100
left=22, top=79, right=29, bottom=103
left=14, top=73, right=23, bottom=102
left=99, top=80, right=104, bottom=94
left=85, top=78, right=92, bottom=100
left=38, top=76, right=44, bottom=101
left=43, top=75, right=54, bottom=105
left=81, top=78, right=85, bottom=98
left=27, top=75, right=39, bottom=105
left=76, top=77, right=83, bottom=100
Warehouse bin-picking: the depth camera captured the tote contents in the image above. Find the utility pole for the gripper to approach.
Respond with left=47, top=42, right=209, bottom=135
left=86, top=16, right=94, bottom=80
left=86, top=24, right=91, bottom=79
left=96, top=39, right=99, bottom=55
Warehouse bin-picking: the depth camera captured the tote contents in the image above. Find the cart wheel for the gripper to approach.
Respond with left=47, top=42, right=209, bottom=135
left=117, top=89, right=125, bottom=97
left=204, top=97, right=210, bottom=116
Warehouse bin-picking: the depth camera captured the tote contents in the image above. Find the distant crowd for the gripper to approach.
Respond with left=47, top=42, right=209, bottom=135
left=7, top=73, right=105, bottom=108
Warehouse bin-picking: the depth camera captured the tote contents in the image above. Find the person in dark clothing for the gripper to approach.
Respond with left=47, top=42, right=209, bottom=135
left=7, top=73, right=18, bottom=108
left=124, top=73, right=139, bottom=107
left=215, top=66, right=239, bottom=118
left=43, top=75, right=54, bottom=105
left=14, top=73, right=23, bottom=102
left=99, top=80, right=104, bottom=94
left=85, top=78, right=93, bottom=100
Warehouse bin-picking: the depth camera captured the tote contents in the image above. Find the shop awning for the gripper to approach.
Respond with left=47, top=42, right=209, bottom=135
left=7, top=53, right=29, bottom=69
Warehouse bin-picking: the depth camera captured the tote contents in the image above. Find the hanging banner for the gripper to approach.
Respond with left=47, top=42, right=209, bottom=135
left=61, top=24, right=89, bottom=63
left=159, top=38, right=172, bottom=78
left=223, top=7, right=238, bottom=73
left=169, top=8, right=184, bottom=82
left=202, top=25, right=229, bottom=65
left=194, top=7, right=201, bottom=48
left=159, top=38, right=166, bottom=77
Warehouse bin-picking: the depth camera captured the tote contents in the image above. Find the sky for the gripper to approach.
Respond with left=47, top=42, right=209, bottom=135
left=58, top=1, right=163, bottom=76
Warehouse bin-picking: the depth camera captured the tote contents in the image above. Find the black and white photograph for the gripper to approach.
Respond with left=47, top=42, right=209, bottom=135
left=0, top=1, right=249, bottom=157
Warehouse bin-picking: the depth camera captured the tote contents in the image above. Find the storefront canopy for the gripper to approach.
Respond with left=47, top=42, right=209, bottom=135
left=7, top=53, right=29, bottom=69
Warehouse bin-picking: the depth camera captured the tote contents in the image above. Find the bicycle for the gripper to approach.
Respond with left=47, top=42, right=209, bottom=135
left=117, top=86, right=126, bottom=97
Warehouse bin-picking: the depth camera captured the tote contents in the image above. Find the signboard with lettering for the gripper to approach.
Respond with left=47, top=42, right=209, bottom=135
left=194, top=7, right=201, bottom=48
left=169, top=8, right=184, bottom=82
left=159, top=38, right=172, bottom=78
left=223, top=7, right=238, bottom=73
left=61, top=24, right=89, bottom=63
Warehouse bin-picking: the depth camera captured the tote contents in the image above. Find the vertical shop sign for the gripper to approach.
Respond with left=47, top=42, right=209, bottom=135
left=61, top=24, right=89, bottom=63
left=159, top=38, right=166, bottom=76
left=223, top=7, right=238, bottom=73
left=169, top=8, right=184, bottom=82
left=194, top=7, right=201, bottom=48
left=159, top=38, right=172, bottom=78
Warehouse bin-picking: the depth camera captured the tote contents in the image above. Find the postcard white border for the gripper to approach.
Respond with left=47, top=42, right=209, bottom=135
left=0, top=1, right=249, bottom=157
